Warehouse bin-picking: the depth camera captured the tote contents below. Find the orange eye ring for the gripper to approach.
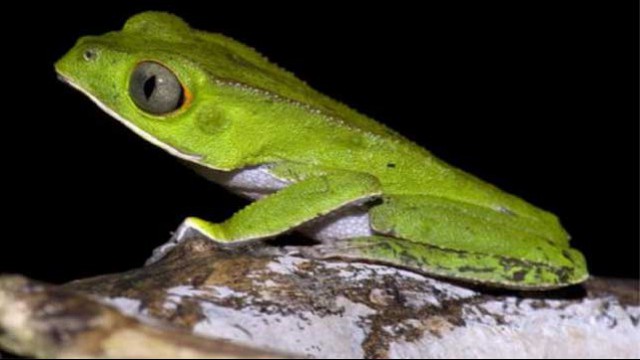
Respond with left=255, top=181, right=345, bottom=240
left=179, top=82, right=194, bottom=111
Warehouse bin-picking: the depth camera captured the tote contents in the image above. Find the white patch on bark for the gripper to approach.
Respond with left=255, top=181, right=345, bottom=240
left=388, top=297, right=640, bottom=359
left=192, top=297, right=374, bottom=359
left=99, top=297, right=142, bottom=318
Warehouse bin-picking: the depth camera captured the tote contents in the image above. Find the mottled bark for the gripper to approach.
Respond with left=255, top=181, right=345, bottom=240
left=1, top=227, right=638, bottom=358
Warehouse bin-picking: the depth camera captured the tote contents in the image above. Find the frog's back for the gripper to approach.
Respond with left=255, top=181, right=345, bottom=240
left=120, top=12, right=408, bottom=143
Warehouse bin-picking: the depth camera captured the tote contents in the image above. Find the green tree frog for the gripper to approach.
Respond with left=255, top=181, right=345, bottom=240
left=55, top=12, right=588, bottom=289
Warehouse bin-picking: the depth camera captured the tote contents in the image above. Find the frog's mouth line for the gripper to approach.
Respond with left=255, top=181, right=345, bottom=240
left=56, top=73, right=203, bottom=164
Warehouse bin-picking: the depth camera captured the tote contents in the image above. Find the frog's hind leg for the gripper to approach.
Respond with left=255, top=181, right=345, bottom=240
left=298, top=235, right=425, bottom=271
left=299, top=235, right=489, bottom=284
left=299, top=235, right=584, bottom=290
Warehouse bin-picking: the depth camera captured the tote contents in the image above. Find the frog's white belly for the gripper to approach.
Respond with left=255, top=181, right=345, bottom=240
left=194, top=164, right=290, bottom=199
left=298, top=205, right=373, bottom=242
left=188, top=163, right=374, bottom=242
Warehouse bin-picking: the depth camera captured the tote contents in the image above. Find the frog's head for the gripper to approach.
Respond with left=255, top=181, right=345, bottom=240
left=55, top=12, right=280, bottom=170
left=55, top=12, right=205, bottom=162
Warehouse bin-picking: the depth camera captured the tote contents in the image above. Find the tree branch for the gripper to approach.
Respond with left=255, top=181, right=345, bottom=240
left=1, top=228, right=638, bottom=358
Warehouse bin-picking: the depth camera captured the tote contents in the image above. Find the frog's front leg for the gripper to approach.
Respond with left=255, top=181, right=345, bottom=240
left=185, top=171, right=382, bottom=244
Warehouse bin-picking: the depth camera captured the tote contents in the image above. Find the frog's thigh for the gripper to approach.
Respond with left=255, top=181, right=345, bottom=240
left=185, top=171, right=382, bottom=244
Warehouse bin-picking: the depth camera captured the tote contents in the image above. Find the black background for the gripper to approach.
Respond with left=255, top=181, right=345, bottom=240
left=1, top=2, right=637, bottom=283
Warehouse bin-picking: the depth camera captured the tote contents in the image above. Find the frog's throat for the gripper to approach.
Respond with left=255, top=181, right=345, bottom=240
left=57, top=74, right=203, bottom=164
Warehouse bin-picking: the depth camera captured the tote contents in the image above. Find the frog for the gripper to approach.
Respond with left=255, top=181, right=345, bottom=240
left=54, top=11, right=588, bottom=290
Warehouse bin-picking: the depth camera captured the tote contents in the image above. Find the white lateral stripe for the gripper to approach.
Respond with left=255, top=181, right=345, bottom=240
left=60, top=75, right=202, bottom=163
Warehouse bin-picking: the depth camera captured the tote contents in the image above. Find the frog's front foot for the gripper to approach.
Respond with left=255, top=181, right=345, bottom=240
left=146, top=217, right=230, bottom=266
left=145, top=219, right=196, bottom=265
left=183, top=217, right=259, bottom=247
left=183, top=216, right=227, bottom=241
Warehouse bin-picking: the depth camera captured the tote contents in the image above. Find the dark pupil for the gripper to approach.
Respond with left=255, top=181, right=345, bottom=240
left=129, top=61, right=183, bottom=115
left=143, top=76, right=157, bottom=99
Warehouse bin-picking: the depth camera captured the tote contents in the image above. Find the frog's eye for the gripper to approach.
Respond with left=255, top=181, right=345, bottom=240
left=129, top=62, right=184, bottom=115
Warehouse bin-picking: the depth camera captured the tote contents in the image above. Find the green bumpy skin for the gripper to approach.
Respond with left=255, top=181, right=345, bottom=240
left=55, top=12, right=588, bottom=289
